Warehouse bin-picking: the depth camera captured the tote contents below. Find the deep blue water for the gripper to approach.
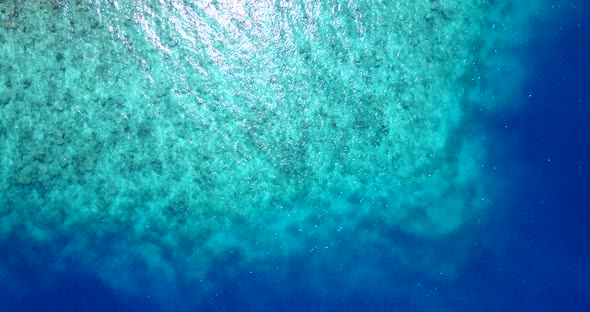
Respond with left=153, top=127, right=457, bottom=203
left=1, top=2, right=590, bottom=312
left=469, top=3, right=590, bottom=310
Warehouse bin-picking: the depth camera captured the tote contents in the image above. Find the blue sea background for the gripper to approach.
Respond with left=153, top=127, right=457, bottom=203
left=1, top=1, right=589, bottom=311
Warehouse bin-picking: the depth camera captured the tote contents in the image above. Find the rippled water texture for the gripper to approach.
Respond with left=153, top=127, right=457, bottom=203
left=0, top=0, right=548, bottom=307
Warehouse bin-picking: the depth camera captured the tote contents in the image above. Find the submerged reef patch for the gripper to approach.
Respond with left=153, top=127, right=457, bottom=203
left=0, top=0, right=550, bottom=302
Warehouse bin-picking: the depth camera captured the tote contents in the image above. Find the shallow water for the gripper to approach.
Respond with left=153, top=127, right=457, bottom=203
left=1, top=0, right=588, bottom=311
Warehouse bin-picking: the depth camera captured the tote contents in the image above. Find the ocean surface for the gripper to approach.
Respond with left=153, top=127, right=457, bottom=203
left=0, top=0, right=588, bottom=311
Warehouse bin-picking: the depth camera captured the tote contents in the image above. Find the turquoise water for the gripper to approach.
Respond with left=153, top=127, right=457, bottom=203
left=0, top=0, right=559, bottom=309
